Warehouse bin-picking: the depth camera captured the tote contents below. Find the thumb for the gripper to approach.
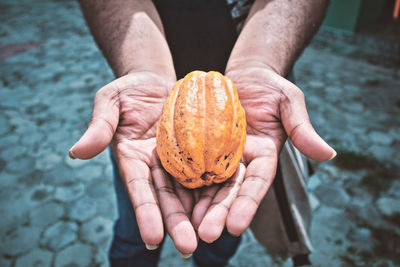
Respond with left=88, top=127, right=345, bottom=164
left=69, top=84, right=120, bottom=160
left=280, top=85, right=336, bottom=162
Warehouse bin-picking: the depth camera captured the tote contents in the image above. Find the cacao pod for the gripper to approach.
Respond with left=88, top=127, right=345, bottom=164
left=156, top=71, right=246, bottom=188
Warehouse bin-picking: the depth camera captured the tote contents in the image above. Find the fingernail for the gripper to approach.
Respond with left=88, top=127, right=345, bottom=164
left=68, top=148, right=76, bottom=159
left=329, top=150, right=337, bottom=160
left=180, top=253, right=192, bottom=259
left=145, top=244, right=159, bottom=250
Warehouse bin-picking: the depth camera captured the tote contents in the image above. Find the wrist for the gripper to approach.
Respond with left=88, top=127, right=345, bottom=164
left=122, top=69, right=177, bottom=87
left=118, top=65, right=176, bottom=84
left=225, top=60, right=283, bottom=77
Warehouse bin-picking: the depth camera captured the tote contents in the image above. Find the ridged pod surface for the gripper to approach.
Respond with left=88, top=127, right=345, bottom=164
left=156, top=71, right=246, bottom=188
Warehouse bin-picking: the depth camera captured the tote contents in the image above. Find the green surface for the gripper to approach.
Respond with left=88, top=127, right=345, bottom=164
left=322, top=0, right=387, bottom=32
left=323, top=0, right=362, bottom=32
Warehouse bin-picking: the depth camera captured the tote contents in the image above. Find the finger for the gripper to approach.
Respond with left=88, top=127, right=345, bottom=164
left=193, top=189, right=201, bottom=203
left=152, top=164, right=197, bottom=255
left=173, top=179, right=194, bottom=217
left=227, top=155, right=277, bottom=236
left=198, top=164, right=246, bottom=243
left=279, top=86, right=336, bottom=161
left=118, top=157, right=164, bottom=247
left=191, top=184, right=219, bottom=231
left=69, top=83, right=120, bottom=159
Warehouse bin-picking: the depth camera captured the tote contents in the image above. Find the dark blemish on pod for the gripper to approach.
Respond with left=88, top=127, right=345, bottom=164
left=180, top=158, right=183, bottom=161
left=236, top=123, right=238, bottom=128
left=225, top=162, right=230, bottom=170
left=201, top=172, right=215, bottom=181
left=185, top=178, right=192, bottom=183
left=187, top=157, right=193, bottom=161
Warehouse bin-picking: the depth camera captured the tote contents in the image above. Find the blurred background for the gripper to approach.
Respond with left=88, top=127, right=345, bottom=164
left=0, top=0, right=399, bottom=266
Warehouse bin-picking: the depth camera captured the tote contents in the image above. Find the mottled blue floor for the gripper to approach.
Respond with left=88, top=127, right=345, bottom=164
left=0, top=1, right=399, bottom=266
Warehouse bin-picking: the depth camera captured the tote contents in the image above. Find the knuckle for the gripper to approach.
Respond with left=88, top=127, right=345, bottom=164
left=288, top=122, right=304, bottom=140
left=134, top=202, right=158, bottom=211
left=245, top=175, right=267, bottom=184
left=210, top=202, right=229, bottom=212
left=89, top=116, right=115, bottom=137
left=94, top=85, right=120, bottom=109
left=95, top=84, right=115, bottom=99
left=280, top=86, right=304, bottom=104
left=199, top=194, right=213, bottom=201
left=94, top=86, right=109, bottom=100
left=237, top=194, right=260, bottom=207
left=127, top=176, right=151, bottom=186
left=151, top=164, right=164, bottom=172
left=157, top=185, right=175, bottom=196
left=165, top=211, right=187, bottom=222
left=293, top=87, right=304, bottom=100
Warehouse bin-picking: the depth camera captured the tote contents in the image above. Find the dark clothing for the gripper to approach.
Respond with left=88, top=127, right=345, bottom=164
left=153, top=0, right=238, bottom=78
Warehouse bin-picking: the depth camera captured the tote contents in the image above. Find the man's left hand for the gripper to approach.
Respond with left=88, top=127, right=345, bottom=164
left=191, top=66, right=336, bottom=242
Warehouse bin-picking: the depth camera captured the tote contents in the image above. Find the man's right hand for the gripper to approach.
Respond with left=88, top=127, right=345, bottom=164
left=69, top=71, right=198, bottom=256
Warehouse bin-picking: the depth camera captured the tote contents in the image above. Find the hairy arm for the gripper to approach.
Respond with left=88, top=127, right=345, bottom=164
left=227, top=0, right=330, bottom=76
left=74, top=1, right=200, bottom=254
left=193, top=0, right=334, bottom=241
left=79, top=0, right=175, bottom=79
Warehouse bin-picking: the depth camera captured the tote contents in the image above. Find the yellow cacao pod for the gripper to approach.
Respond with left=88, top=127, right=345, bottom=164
left=156, top=71, right=246, bottom=188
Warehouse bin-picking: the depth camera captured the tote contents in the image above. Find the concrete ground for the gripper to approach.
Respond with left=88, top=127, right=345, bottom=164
left=0, top=0, right=399, bottom=266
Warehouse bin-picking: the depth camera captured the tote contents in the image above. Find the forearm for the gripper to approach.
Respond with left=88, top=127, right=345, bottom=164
left=79, top=0, right=175, bottom=79
left=226, top=0, right=329, bottom=76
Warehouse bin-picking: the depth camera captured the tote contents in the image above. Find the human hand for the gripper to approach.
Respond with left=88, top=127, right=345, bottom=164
left=191, top=66, right=336, bottom=242
left=68, top=71, right=198, bottom=255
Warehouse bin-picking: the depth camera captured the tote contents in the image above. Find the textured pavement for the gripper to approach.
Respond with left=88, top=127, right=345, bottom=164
left=1, top=1, right=399, bottom=266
